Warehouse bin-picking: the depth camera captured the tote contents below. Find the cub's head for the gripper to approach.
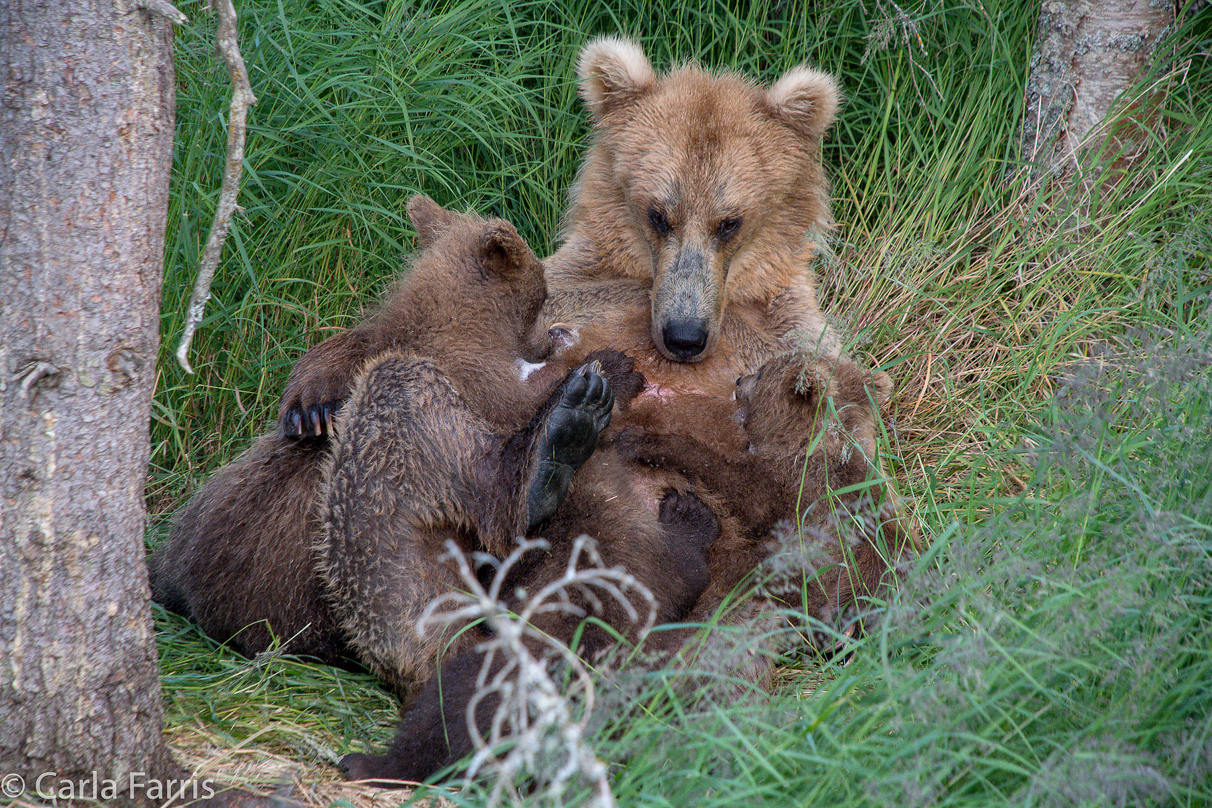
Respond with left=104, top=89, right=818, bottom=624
left=576, top=37, right=840, bottom=363
left=736, top=354, right=891, bottom=472
left=405, top=194, right=554, bottom=369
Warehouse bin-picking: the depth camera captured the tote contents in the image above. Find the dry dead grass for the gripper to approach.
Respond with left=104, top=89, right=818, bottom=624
left=167, top=726, right=453, bottom=807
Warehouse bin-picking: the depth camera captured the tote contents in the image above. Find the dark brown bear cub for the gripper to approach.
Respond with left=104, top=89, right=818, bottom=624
left=622, top=353, right=916, bottom=640
left=147, top=195, right=614, bottom=671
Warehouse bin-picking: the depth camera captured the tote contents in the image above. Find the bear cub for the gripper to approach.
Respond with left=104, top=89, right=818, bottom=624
left=620, top=352, right=916, bottom=641
left=147, top=195, right=567, bottom=666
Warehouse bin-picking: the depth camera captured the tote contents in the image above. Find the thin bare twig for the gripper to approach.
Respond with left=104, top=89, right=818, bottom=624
left=175, top=0, right=257, bottom=373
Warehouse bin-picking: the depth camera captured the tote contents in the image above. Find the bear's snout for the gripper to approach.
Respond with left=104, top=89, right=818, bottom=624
left=651, top=246, right=724, bottom=363
left=661, top=317, right=710, bottom=361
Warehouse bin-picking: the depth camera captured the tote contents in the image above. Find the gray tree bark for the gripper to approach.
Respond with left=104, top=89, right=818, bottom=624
left=1017, top=0, right=1176, bottom=177
left=0, top=0, right=177, bottom=801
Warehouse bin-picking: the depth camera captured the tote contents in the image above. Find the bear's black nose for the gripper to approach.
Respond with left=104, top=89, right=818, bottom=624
left=662, top=319, right=709, bottom=361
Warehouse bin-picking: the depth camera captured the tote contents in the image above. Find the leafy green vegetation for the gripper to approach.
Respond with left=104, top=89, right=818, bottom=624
left=154, top=1, right=1212, bottom=805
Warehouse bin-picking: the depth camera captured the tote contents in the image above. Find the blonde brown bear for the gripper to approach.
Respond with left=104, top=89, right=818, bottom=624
left=541, top=36, right=841, bottom=398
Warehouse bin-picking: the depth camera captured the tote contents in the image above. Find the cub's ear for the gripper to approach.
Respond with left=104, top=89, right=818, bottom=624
left=480, top=221, right=539, bottom=281
left=758, top=354, right=815, bottom=400
left=578, top=36, right=657, bottom=122
left=795, top=361, right=829, bottom=399
left=764, top=66, right=840, bottom=141
left=868, top=371, right=893, bottom=408
left=407, top=194, right=461, bottom=248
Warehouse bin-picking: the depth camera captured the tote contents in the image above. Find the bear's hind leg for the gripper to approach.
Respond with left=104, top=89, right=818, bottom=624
left=522, top=362, right=615, bottom=533
left=320, top=354, right=510, bottom=695
left=340, top=648, right=506, bottom=786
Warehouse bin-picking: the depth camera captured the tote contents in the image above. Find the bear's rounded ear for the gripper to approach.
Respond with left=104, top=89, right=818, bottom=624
left=578, top=36, right=657, bottom=122
left=764, top=66, right=840, bottom=141
left=408, top=194, right=460, bottom=248
left=796, top=361, right=828, bottom=399
left=868, top=371, right=893, bottom=407
left=480, top=221, right=538, bottom=280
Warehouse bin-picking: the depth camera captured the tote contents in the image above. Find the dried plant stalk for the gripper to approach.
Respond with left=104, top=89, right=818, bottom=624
left=420, top=536, right=658, bottom=808
left=175, top=0, right=257, bottom=373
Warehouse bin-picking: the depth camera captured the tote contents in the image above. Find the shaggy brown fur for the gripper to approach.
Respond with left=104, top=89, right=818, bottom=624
left=148, top=435, right=350, bottom=663
left=328, top=345, right=723, bottom=780
left=523, top=37, right=861, bottom=607
left=151, top=197, right=719, bottom=698
left=507, top=36, right=853, bottom=616
left=150, top=197, right=567, bottom=665
left=275, top=37, right=844, bottom=435
left=318, top=343, right=719, bottom=696
left=156, top=37, right=882, bottom=713
left=276, top=198, right=555, bottom=440
left=337, top=351, right=912, bottom=786
left=268, top=39, right=849, bottom=557
left=619, top=353, right=917, bottom=637
left=335, top=490, right=710, bottom=788
left=541, top=35, right=841, bottom=388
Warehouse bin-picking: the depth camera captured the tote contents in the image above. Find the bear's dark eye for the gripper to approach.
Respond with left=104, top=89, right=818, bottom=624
left=648, top=207, right=671, bottom=235
left=716, top=217, right=742, bottom=241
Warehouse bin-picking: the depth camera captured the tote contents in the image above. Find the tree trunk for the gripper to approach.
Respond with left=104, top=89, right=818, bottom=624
left=0, top=0, right=177, bottom=802
left=1016, top=0, right=1175, bottom=177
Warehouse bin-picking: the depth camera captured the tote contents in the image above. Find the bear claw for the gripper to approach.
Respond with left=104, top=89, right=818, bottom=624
left=524, top=362, right=614, bottom=532
left=281, top=401, right=341, bottom=440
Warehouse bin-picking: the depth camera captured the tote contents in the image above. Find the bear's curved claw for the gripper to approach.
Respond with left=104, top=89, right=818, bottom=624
left=281, top=400, right=341, bottom=440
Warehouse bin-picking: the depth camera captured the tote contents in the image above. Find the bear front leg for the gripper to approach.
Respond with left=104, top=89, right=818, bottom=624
left=652, top=488, right=717, bottom=622
left=340, top=649, right=505, bottom=786
left=279, top=327, right=382, bottom=439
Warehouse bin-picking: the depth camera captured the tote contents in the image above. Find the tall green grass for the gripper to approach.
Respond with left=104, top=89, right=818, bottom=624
left=581, top=328, right=1212, bottom=808
left=154, top=1, right=1212, bottom=805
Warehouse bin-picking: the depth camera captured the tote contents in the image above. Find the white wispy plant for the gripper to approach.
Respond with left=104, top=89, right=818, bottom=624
left=418, top=535, right=658, bottom=808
